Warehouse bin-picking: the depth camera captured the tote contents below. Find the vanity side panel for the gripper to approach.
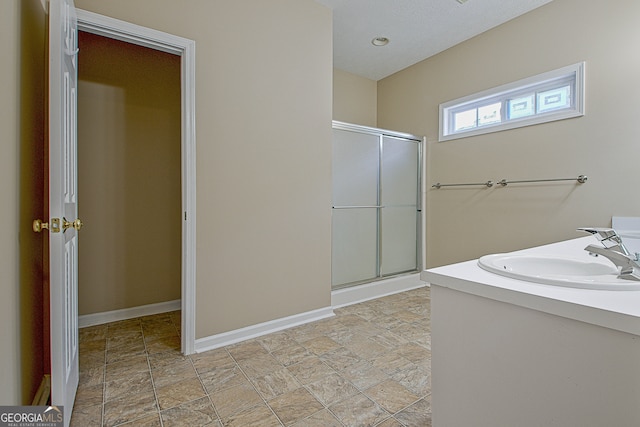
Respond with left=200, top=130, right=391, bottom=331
left=431, top=284, right=640, bottom=427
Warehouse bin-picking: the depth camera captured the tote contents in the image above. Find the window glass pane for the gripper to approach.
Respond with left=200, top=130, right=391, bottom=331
left=477, top=102, right=502, bottom=127
left=453, top=109, right=477, bottom=132
left=537, top=85, right=571, bottom=113
left=439, top=63, right=583, bottom=141
left=508, top=94, right=535, bottom=119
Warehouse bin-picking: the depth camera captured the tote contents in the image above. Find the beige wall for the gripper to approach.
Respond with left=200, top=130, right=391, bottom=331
left=1, top=0, right=21, bottom=405
left=77, top=32, right=181, bottom=315
left=378, top=0, right=640, bottom=267
left=333, top=68, right=377, bottom=127
left=0, top=0, right=49, bottom=405
left=74, top=0, right=333, bottom=338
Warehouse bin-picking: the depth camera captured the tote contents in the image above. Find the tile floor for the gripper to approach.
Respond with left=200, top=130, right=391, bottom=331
left=72, top=287, right=431, bottom=427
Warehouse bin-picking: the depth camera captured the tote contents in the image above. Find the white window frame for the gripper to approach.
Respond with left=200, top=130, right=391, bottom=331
left=439, top=62, right=585, bottom=142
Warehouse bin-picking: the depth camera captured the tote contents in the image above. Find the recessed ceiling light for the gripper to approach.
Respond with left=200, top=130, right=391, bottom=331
left=371, top=37, right=389, bottom=47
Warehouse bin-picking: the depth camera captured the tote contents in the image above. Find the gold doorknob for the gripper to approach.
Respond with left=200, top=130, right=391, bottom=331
left=33, top=218, right=61, bottom=233
left=63, top=218, right=83, bottom=232
left=33, top=219, right=49, bottom=233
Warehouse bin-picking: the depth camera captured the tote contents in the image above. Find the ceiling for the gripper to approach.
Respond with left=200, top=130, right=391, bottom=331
left=315, top=0, right=554, bottom=81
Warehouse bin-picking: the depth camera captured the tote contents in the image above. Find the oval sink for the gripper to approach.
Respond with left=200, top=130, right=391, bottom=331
left=477, top=254, right=640, bottom=290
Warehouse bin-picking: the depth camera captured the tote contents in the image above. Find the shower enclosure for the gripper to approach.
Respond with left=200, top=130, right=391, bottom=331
left=331, top=121, right=423, bottom=290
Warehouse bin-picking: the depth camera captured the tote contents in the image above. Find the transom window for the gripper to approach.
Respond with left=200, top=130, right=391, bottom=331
left=439, top=62, right=585, bottom=141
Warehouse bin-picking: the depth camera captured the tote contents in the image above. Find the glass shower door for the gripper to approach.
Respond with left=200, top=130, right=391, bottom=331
left=331, top=129, right=380, bottom=286
left=331, top=123, right=422, bottom=290
left=381, top=136, right=419, bottom=276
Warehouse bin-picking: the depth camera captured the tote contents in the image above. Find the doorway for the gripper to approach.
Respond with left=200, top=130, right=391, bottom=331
left=76, top=10, right=196, bottom=354
left=77, top=31, right=181, bottom=327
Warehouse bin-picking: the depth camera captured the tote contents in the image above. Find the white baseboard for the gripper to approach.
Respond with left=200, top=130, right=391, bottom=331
left=79, top=299, right=181, bottom=328
left=194, top=306, right=335, bottom=353
left=331, top=273, right=427, bottom=308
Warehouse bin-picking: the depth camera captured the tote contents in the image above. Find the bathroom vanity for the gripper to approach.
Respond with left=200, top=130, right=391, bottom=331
left=421, top=236, right=640, bottom=427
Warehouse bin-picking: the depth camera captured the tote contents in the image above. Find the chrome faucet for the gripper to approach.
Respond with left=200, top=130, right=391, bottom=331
left=577, top=227, right=640, bottom=281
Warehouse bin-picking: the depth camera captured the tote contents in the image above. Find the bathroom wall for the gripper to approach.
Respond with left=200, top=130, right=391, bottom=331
left=378, top=0, right=640, bottom=267
left=77, top=32, right=181, bottom=315
left=1, top=0, right=22, bottom=405
left=1, top=0, right=47, bottom=405
left=333, top=68, right=377, bottom=127
left=74, top=0, right=333, bottom=338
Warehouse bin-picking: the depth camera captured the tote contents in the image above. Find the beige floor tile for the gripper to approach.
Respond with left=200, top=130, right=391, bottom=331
left=104, top=355, right=149, bottom=382
left=319, top=346, right=361, bottom=372
left=148, top=349, right=188, bottom=370
left=340, top=360, right=390, bottom=391
left=74, top=382, right=104, bottom=408
left=224, top=403, right=282, bottom=427
left=107, top=331, right=143, bottom=350
left=329, top=392, right=390, bottom=427
left=107, top=319, right=141, bottom=336
left=290, top=409, right=342, bottom=427
left=337, top=313, right=370, bottom=328
left=102, top=390, right=157, bottom=427
left=161, top=396, right=220, bottom=427
left=300, top=336, right=341, bottom=355
left=237, top=353, right=284, bottom=379
left=306, top=372, right=359, bottom=406
left=251, top=367, right=301, bottom=400
left=209, top=382, right=263, bottom=421
left=267, top=387, right=324, bottom=426
left=370, top=351, right=414, bottom=375
left=286, top=357, right=336, bottom=385
left=73, top=287, right=432, bottom=427
left=364, top=379, right=419, bottom=414
left=145, top=334, right=181, bottom=354
left=394, top=342, right=431, bottom=364
left=105, top=341, right=146, bottom=364
left=190, top=348, right=234, bottom=374
left=270, top=343, right=313, bottom=367
left=150, top=358, right=197, bottom=388
left=79, top=348, right=107, bottom=373
left=69, top=403, right=102, bottom=427
left=104, top=370, right=154, bottom=403
left=141, top=316, right=175, bottom=331
left=285, top=322, right=332, bottom=343
left=199, top=363, right=248, bottom=394
left=394, top=395, right=432, bottom=426
left=155, top=376, right=206, bottom=410
left=80, top=339, right=107, bottom=354
left=227, top=340, right=269, bottom=362
left=116, top=413, right=162, bottom=426
left=79, top=325, right=108, bottom=343
left=367, top=330, right=407, bottom=349
left=79, top=366, right=105, bottom=388
left=343, top=336, right=388, bottom=360
left=376, top=418, right=404, bottom=427
left=391, top=363, right=431, bottom=397
left=255, top=331, right=296, bottom=352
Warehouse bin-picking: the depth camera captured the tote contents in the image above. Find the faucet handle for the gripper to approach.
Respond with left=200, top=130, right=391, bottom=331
left=577, top=227, right=618, bottom=240
left=577, top=227, right=629, bottom=253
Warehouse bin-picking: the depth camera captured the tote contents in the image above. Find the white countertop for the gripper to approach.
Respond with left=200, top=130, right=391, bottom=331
left=421, top=236, right=640, bottom=336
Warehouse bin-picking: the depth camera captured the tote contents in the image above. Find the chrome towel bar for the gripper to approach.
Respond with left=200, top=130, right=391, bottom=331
left=432, top=181, right=493, bottom=189
left=432, top=175, right=587, bottom=189
left=497, top=175, right=588, bottom=186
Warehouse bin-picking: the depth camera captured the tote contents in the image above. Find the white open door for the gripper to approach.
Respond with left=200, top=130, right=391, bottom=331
left=49, top=0, right=80, bottom=424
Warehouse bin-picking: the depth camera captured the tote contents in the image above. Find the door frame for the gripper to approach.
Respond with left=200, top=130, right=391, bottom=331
left=75, top=10, right=197, bottom=354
